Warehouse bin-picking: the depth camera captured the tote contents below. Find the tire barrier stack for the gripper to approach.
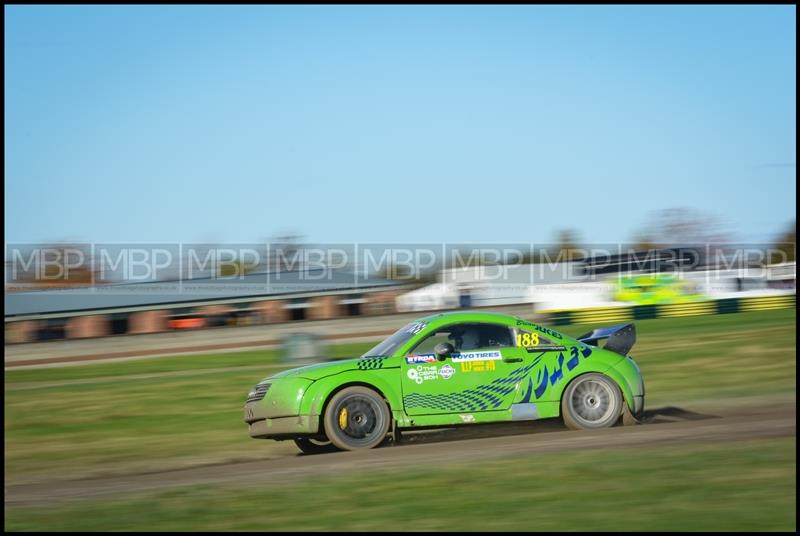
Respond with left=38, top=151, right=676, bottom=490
left=545, top=294, right=796, bottom=326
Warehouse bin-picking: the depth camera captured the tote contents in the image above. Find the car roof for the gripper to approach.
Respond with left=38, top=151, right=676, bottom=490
left=414, top=310, right=526, bottom=328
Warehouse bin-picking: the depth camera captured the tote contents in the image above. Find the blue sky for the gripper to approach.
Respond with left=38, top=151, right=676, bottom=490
left=4, top=5, right=796, bottom=245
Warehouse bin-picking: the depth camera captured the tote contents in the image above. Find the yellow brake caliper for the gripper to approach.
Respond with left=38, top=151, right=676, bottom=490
left=338, top=407, right=349, bottom=430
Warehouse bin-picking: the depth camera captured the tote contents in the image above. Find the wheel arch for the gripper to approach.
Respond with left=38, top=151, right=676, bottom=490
left=301, top=369, right=402, bottom=417
left=305, top=377, right=397, bottom=437
left=597, top=363, right=638, bottom=414
left=558, top=370, right=633, bottom=418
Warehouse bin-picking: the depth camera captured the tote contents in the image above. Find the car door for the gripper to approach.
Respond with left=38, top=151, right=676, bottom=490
left=400, top=322, right=534, bottom=416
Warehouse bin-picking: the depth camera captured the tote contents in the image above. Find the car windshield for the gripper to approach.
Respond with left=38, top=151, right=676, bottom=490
left=361, top=321, right=427, bottom=358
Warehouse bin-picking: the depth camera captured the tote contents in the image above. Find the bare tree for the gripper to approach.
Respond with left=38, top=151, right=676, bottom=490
left=769, top=220, right=796, bottom=264
left=639, top=208, right=733, bottom=246
left=553, top=228, right=583, bottom=261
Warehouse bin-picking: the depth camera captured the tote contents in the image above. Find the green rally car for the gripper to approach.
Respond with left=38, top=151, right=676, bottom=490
left=244, top=311, right=645, bottom=453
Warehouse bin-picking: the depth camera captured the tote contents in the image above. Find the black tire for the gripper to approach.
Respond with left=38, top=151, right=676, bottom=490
left=293, top=437, right=339, bottom=454
left=323, top=386, right=391, bottom=451
left=561, top=373, right=623, bottom=430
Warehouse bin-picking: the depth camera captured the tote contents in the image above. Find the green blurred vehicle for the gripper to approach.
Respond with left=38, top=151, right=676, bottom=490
left=244, top=311, right=646, bottom=453
left=615, top=273, right=703, bottom=305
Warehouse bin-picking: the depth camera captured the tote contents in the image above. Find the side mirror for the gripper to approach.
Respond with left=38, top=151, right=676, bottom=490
left=434, top=342, right=455, bottom=360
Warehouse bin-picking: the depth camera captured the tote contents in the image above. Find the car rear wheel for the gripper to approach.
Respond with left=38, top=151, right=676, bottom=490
left=293, top=437, right=338, bottom=454
left=561, top=373, right=622, bottom=430
left=323, top=386, right=391, bottom=450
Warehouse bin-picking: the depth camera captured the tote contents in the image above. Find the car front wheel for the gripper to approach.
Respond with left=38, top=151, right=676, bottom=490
left=323, top=386, right=391, bottom=450
left=561, top=373, right=623, bottom=430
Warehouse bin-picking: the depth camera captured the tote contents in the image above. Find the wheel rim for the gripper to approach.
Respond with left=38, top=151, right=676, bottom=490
left=569, top=378, right=615, bottom=425
left=334, top=394, right=384, bottom=446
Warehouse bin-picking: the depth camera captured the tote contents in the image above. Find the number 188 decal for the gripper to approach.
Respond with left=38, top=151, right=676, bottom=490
left=516, top=332, right=540, bottom=347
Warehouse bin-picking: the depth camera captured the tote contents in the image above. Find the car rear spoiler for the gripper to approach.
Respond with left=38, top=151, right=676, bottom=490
left=577, top=323, right=636, bottom=356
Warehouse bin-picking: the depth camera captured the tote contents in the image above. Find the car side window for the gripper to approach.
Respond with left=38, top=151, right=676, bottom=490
left=515, top=329, right=561, bottom=350
left=411, top=332, right=453, bottom=354
left=410, top=323, right=516, bottom=354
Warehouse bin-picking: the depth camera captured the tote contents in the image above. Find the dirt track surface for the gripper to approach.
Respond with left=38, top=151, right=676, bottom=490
left=5, top=401, right=795, bottom=507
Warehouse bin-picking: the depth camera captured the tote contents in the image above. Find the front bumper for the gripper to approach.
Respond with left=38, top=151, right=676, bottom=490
left=243, top=377, right=317, bottom=439
left=246, top=414, right=319, bottom=439
left=244, top=400, right=319, bottom=439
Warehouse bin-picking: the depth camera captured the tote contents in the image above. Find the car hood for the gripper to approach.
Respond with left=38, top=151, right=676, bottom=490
left=264, top=358, right=378, bottom=382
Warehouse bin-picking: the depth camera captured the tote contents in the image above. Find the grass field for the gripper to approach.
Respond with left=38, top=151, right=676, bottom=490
left=5, top=438, right=796, bottom=531
left=4, top=308, right=796, bottom=531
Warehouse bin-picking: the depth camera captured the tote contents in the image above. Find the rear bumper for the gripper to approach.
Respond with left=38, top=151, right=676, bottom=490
left=606, top=356, right=645, bottom=417
left=632, top=394, right=645, bottom=416
left=633, top=368, right=646, bottom=416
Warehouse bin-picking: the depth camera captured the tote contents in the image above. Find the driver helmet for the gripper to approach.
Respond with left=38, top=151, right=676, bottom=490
left=451, top=327, right=480, bottom=351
